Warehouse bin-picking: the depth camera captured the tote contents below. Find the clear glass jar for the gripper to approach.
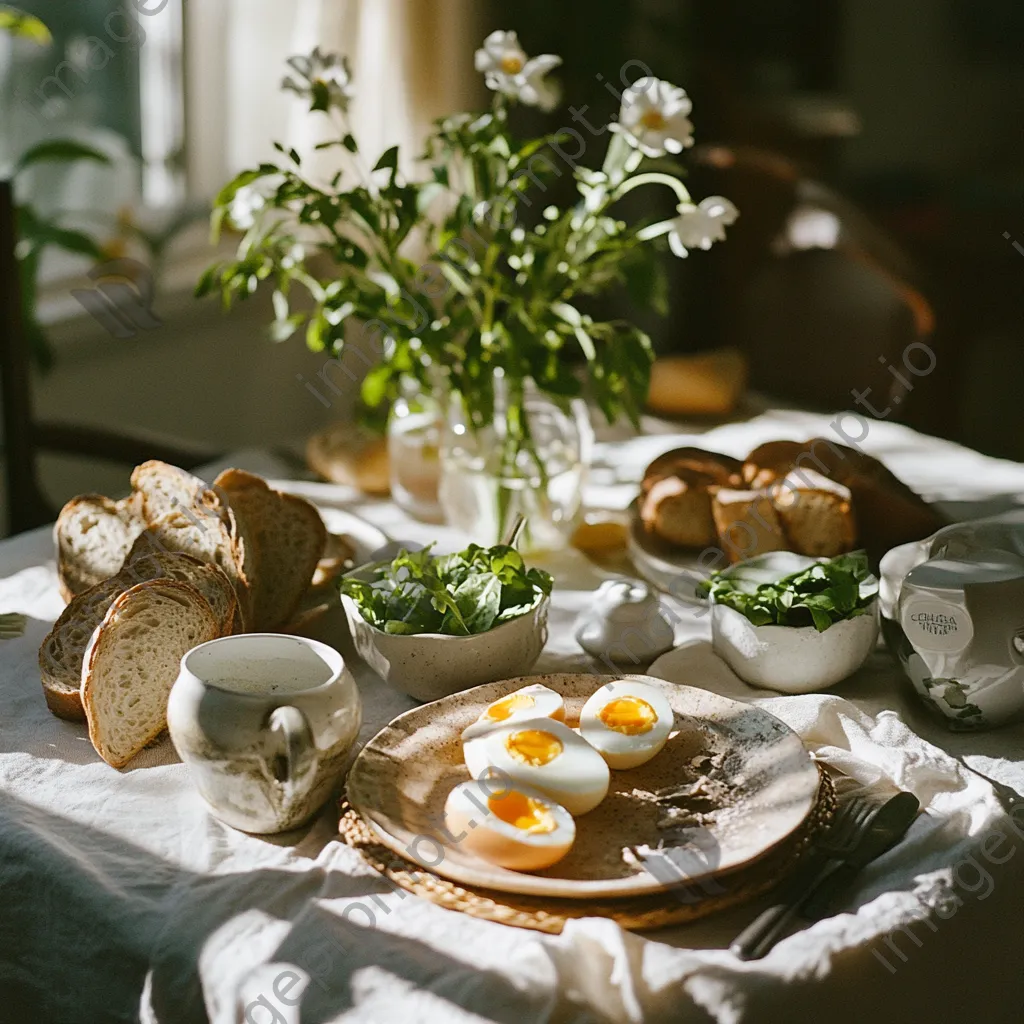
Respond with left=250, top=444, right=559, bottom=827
left=439, top=377, right=594, bottom=552
left=387, top=377, right=444, bottom=523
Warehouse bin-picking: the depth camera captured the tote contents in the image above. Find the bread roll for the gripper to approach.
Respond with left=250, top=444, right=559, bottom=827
left=640, top=471, right=718, bottom=548
left=646, top=349, right=747, bottom=417
left=810, top=440, right=945, bottom=557
left=711, top=489, right=787, bottom=562
left=306, top=425, right=390, bottom=495
left=769, top=469, right=856, bottom=557
left=742, top=437, right=944, bottom=558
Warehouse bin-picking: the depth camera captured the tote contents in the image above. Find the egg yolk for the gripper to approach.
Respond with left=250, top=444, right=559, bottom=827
left=598, top=696, right=657, bottom=735
left=488, top=790, right=556, bottom=834
left=485, top=692, right=536, bottom=721
left=505, top=729, right=563, bottom=766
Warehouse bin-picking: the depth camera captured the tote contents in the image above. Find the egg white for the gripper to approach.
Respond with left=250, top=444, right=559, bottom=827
left=463, top=716, right=610, bottom=816
left=461, top=683, right=566, bottom=744
left=444, top=779, right=575, bottom=871
left=578, top=680, right=674, bottom=769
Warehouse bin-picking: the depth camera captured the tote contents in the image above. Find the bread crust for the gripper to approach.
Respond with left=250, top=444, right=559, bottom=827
left=140, top=508, right=252, bottom=631
left=643, top=447, right=744, bottom=494
left=121, top=538, right=238, bottom=635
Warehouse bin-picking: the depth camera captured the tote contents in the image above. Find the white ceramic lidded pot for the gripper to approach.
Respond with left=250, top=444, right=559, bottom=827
left=167, top=634, right=362, bottom=833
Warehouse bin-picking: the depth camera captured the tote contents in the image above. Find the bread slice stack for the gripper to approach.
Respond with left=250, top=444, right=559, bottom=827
left=39, top=548, right=237, bottom=721
left=40, top=461, right=328, bottom=768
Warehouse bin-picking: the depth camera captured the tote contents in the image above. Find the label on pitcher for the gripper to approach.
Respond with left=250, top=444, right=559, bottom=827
left=901, top=597, right=974, bottom=653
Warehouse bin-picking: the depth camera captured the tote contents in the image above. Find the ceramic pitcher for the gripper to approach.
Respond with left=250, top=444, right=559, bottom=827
left=167, top=633, right=362, bottom=833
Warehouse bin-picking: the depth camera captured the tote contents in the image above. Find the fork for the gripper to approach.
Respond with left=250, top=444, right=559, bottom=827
left=730, top=794, right=877, bottom=960
left=951, top=752, right=1022, bottom=811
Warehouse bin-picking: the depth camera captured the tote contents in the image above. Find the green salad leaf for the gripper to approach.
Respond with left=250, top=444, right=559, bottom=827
left=697, top=551, right=877, bottom=633
left=339, top=543, right=553, bottom=636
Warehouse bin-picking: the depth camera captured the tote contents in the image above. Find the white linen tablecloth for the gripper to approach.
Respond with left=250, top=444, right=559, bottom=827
left=2, top=410, right=1024, bottom=1024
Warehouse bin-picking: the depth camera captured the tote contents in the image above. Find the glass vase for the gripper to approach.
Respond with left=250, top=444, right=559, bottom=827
left=438, top=378, right=593, bottom=553
left=387, top=378, right=444, bottom=523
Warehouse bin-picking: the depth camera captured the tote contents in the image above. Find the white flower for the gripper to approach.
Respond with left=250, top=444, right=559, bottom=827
left=668, top=196, right=739, bottom=257
left=282, top=48, right=355, bottom=113
left=615, top=77, right=694, bottom=157
left=227, top=175, right=284, bottom=230
left=474, top=30, right=561, bottom=111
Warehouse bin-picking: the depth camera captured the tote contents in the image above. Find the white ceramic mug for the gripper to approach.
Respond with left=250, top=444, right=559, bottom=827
left=167, top=634, right=362, bottom=833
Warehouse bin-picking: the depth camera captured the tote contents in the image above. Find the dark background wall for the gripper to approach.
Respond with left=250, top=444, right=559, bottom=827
left=492, top=0, right=1024, bottom=460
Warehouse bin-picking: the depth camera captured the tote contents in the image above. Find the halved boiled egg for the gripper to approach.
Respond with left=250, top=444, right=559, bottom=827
left=463, top=717, right=610, bottom=815
left=579, top=680, right=674, bottom=770
left=444, top=779, right=575, bottom=871
left=461, top=683, right=565, bottom=743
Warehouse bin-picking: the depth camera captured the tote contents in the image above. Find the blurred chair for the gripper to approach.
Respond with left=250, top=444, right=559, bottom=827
left=0, top=180, right=219, bottom=535
left=688, top=145, right=948, bottom=436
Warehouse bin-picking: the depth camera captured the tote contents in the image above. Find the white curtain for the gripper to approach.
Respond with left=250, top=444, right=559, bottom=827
left=185, top=0, right=485, bottom=197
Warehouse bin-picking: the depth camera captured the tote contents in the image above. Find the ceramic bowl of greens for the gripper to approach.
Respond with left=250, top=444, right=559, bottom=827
left=339, top=543, right=552, bottom=702
left=698, top=551, right=879, bottom=693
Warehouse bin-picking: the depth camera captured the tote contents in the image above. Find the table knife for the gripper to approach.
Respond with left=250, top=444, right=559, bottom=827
left=731, top=791, right=919, bottom=960
left=802, top=791, right=920, bottom=920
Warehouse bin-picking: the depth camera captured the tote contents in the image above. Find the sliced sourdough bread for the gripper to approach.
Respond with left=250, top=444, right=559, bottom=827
left=40, top=576, right=125, bottom=721
left=82, top=579, right=219, bottom=768
left=130, top=460, right=222, bottom=524
left=130, top=459, right=251, bottom=626
left=214, top=469, right=327, bottom=630
left=122, top=534, right=238, bottom=635
left=141, top=508, right=252, bottom=630
left=40, top=549, right=236, bottom=720
left=55, top=493, right=145, bottom=602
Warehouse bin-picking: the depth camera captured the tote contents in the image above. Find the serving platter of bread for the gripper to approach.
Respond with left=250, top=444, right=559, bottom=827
left=40, top=461, right=385, bottom=768
left=630, top=438, right=946, bottom=593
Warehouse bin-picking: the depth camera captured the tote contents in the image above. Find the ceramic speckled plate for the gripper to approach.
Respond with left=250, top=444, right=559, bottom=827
left=346, top=673, right=818, bottom=898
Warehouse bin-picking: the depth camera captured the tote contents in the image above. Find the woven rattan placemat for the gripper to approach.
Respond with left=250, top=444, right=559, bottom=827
left=338, top=767, right=835, bottom=934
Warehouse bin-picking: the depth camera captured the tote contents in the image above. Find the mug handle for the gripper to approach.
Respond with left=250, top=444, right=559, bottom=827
left=266, top=705, right=318, bottom=800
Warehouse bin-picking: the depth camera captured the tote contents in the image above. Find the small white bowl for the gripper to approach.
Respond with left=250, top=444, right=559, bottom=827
left=711, top=602, right=879, bottom=693
left=707, top=552, right=879, bottom=693
left=341, top=594, right=549, bottom=703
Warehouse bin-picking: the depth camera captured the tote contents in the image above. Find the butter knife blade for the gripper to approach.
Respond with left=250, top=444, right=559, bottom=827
left=803, top=790, right=920, bottom=920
